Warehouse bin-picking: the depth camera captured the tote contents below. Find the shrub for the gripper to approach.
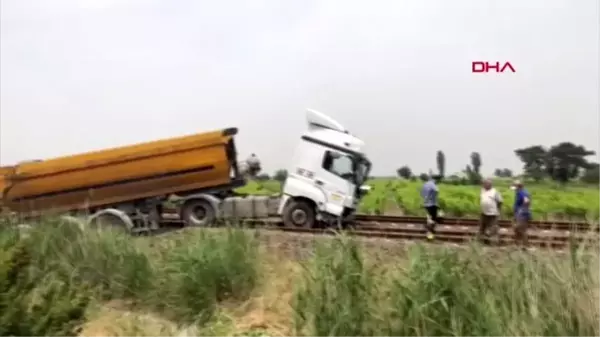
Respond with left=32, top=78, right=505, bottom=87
left=293, top=235, right=376, bottom=336
left=149, top=227, right=260, bottom=324
left=24, top=218, right=153, bottom=300
left=0, top=229, right=90, bottom=336
left=292, top=236, right=599, bottom=336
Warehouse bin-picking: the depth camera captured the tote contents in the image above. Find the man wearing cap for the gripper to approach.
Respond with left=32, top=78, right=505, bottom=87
left=511, top=179, right=532, bottom=246
left=479, top=178, right=503, bottom=244
left=421, top=174, right=443, bottom=240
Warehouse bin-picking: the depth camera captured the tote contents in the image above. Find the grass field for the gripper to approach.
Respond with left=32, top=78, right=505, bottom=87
left=2, top=218, right=598, bottom=336
left=237, top=178, right=600, bottom=220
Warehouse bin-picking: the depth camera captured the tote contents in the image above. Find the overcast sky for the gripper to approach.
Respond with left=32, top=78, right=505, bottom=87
left=1, top=0, right=598, bottom=176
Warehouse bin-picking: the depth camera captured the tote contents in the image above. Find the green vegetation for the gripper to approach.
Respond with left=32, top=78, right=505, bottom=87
left=360, top=179, right=600, bottom=220
left=0, top=219, right=598, bottom=336
left=237, top=179, right=600, bottom=220
left=294, top=237, right=599, bottom=336
left=0, top=219, right=260, bottom=336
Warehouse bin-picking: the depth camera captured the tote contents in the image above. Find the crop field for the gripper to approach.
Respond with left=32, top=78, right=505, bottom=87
left=237, top=178, right=600, bottom=221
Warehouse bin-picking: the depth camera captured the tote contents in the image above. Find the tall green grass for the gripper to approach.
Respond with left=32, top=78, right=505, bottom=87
left=0, top=218, right=261, bottom=335
left=1, top=217, right=598, bottom=336
left=293, top=236, right=599, bottom=336
left=147, top=227, right=259, bottom=324
left=0, top=226, right=91, bottom=336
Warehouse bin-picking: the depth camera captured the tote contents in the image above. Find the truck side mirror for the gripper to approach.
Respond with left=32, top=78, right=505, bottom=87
left=359, top=185, right=371, bottom=197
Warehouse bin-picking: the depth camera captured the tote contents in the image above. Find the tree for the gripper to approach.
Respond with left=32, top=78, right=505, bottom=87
left=545, top=142, right=596, bottom=183
left=255, top=173, right=270, bottom=181
left=396, top=166, right=412, bottom=179
left=447, top=173, right=469, bottom=185
left=470, top=152, right=482, bottom=174
left=515, top=143, right=595, bottom=183
left=581, top=163, right=599, bottom=184
left=465, top=152, right=482, bottom=184
left=436, top=150, right=446, bottom=177
left=418, top=173, right=429, bottom=182
left=273, top=169, right=288, bottom=182
left=514, top=145, right=548, bottom=182
left=494, top=168, right=513, bottom=178
left=464, top=165, right=479, bottom=184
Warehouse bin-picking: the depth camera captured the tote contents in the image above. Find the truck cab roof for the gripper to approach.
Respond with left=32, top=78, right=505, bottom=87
left=303, top=109, right=366, bottom=157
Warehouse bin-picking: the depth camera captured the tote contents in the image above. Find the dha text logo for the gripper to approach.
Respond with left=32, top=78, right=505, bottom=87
left=472, top=61, right=516, bottom=73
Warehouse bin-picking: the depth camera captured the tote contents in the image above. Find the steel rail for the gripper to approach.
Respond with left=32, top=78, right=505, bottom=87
left=354, top=214, right=597, bottom=232
left=272, top=226, right=588, bottom=250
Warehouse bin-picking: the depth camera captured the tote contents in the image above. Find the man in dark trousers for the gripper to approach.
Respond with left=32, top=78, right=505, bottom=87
left=478, top=178, right=503, bottom=245
left=421, top=174, right=443, bottom=240
left=511, top=179, right=532, bottom=247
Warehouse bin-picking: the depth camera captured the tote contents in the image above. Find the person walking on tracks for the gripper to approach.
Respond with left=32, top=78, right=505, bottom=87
left=421, top=174, right=443, bottom=240
left=511, top=179, right=532, bottom=247
left=478, top=178, right=503, bottom=245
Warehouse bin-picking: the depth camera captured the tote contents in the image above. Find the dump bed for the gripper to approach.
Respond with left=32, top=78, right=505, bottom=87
left=0, top=166, right=13, bottom=209
left=1, top=127, right=242, bottom=214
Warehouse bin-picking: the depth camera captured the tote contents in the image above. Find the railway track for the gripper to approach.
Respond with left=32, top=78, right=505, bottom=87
left=162, top=208, right=598, bottom=231
left=354, top=214, right=598, bottom=232
left=160, top=214, right=599, bottom=250
left=274, top=226, right=585, bottom=250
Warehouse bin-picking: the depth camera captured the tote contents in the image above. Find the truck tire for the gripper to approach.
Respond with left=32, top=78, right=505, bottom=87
left=89, top=213, right=129, bottom=233
left=181, top=199, right=217, bottom=227
left=282, top=200, right=315, bottom=228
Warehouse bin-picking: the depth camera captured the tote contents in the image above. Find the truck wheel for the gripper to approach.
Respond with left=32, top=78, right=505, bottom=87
left=181, top=199, right=217, bottom=227
left=89, top=213, right=128, bottom=233
left=282, top=200, right=315, bottom=228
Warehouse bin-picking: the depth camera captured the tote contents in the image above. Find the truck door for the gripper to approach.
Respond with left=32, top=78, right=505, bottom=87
left=316, top=150, right=356, bottom=216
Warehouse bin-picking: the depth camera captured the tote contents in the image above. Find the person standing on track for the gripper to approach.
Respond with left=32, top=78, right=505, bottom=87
left=511, top=179, right=532, bottom=247
left=478, top=178, right=503, bottom=245
left=421, top=174, right=442, bottom=240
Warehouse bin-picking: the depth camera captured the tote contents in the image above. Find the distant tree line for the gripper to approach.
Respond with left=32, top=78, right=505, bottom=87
left=396, top=142, right=598, bottom=185
left=264, top=142, right=598, bottom=186
left=255, top=169, right=288, bottom=182
left=514, top=143, right=598, bottom=184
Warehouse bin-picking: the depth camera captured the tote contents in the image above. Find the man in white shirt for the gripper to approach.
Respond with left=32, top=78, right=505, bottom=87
left=479, top=178, right=503, bottom=244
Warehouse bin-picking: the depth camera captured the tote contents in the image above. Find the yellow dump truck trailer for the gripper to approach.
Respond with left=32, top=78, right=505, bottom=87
left=0, top=166, right=12, bottom=210
left=0, top=127, right=256, bottom=228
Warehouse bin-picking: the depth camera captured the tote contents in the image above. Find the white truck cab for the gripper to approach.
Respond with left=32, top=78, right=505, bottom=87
left=277, top=109, right=372, bottom=228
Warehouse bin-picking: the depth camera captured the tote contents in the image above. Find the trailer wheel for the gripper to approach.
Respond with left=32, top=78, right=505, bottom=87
left=181, top=199, right=216, bottom=227
left=89, top=213, right=128, bottom=233
left=282, top=200, right=315, bottom=228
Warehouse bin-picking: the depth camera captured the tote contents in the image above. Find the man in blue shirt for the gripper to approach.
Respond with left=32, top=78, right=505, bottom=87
left=421, top=174, right=443, bottom=240
left=511, top=179, right=532, bottom=247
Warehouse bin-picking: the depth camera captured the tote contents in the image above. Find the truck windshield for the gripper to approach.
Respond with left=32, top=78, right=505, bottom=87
left=354, top=158, right=371, bottom=185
